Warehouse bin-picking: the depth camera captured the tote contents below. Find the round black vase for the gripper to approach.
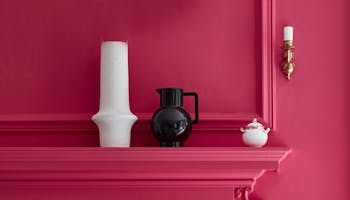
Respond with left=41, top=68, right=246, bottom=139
left=151, top=107, right=192, bottom=147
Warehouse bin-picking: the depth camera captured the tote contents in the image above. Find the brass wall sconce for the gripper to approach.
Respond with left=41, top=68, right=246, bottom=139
left=283, top=26, right=295, bottom=80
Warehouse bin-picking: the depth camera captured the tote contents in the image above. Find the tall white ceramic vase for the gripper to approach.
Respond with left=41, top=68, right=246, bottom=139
left=92, top=41, right=137, bottom=147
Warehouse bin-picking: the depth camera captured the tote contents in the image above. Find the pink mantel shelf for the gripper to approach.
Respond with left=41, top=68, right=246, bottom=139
left=0, top=147, right=291, bottom=200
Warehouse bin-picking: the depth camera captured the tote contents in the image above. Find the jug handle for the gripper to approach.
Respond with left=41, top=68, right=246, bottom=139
left=184, top=92, right=199, bottom=124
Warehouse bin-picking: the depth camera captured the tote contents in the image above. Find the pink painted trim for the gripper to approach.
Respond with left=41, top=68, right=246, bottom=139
left=0, top=114, right=96, bottom=132
left=0, top=147, right=291, bottom=187
left=259, top=0, right=275, bottom=129
left=0, top=113, right=264, bottom=132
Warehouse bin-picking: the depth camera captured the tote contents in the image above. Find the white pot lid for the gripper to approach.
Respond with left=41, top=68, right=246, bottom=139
left=245, top=118, right=264, bottom=130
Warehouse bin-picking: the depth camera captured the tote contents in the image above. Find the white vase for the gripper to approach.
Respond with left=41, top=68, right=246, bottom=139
left=92, top=41, right=137, bottom=147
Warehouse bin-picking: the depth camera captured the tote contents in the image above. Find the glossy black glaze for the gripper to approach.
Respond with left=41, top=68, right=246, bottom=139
left=151, top=88, right=198, bottom=147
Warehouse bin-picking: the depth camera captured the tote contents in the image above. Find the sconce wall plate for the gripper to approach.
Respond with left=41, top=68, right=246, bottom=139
left=283, top=40, right=295, bottom=80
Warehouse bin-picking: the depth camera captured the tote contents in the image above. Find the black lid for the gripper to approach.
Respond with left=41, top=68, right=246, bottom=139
left=157, top=88, right=183, bottom=107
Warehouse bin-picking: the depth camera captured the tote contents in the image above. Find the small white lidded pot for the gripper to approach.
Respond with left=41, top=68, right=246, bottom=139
left=240, top=118, right=270, bottom=147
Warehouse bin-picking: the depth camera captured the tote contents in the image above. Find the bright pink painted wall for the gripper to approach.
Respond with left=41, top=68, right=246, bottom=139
left=252, top=0, right=350, bottom=199
left=0, top=0, right=260, bottom=148
left=0, top=0, right=257, bottom=115
left=0, top=0, right=349, bottom=199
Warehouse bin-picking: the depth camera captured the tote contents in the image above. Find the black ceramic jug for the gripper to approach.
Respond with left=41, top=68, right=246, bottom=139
left=151, top=88, right=198, bottom=147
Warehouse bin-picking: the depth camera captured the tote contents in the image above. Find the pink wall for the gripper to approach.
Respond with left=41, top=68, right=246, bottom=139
left=252, top=0, right=350, bottom=199
left=0, top=0, right=262, bottom=148
left=0, top=0, right=257, bottom=115
left=0, top=0, right=349, bottom=199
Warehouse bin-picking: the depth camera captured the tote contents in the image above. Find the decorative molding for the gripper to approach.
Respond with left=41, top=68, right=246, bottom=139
left=0, top=1, right=275, bottom=134
left=0, top=147, right=291, bottom=198
left=259, top=0, right=275, bottom=128
left=234, top=187, right=250, bottom=200
left=0, top=113, right=263, bottom=133
left=0, top=113, right=97, bottom=132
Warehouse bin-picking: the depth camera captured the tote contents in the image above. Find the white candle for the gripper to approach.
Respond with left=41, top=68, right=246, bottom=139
left=284, top=26, right=293, bottom=41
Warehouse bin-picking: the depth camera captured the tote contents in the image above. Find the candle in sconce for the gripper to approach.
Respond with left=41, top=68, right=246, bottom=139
left=282, top=25, right=295, bottom=80
left=284, top=26, right=293, bottom=41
